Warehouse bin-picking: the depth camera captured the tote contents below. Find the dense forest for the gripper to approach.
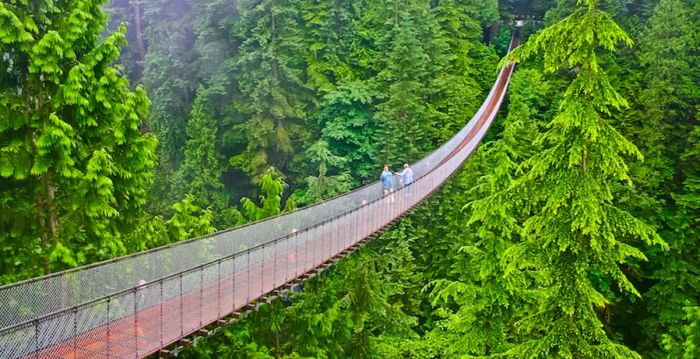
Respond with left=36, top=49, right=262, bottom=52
left=0, top=0, right=698, bottom=357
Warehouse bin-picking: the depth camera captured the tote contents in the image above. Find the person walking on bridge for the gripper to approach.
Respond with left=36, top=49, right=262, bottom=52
left=380, top=164, right=395, bottom=203
left=397, top=163, right=413, bottom=196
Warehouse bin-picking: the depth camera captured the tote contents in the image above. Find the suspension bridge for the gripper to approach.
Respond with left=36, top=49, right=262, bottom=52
left=0, top=34, right=519, bottom=359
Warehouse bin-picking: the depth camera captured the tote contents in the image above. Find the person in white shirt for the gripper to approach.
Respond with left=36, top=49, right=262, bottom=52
left=397, top=163, right=414, bottom=196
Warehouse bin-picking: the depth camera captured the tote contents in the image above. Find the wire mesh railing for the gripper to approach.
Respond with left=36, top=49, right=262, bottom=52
left=0, top=36, right=518, bottom=359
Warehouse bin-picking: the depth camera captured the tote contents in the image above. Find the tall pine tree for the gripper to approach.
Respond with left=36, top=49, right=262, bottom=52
left=230, top=0, right=309, bottom=180
left=374, top=0, right=433, bottom=164
left=429, top=68, right=551, bottom=356
left=502, top=1, right=665, bottom=356
left=172, top=88, right=230, bottom=225
left=631, top=0, right=700, bottom=355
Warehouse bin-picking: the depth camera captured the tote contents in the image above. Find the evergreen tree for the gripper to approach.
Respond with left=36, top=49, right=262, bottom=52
left=172, top=88, right=230, bottom=225
left=314, top=81, right=379, bottom=184
left=662, top=306, right=700, bottom=359
left=374, top=0, right=433, bottom=164
left=301, top=0, right=354, bottom=94
left=190, top=0, right=239, bottom=85
left=428, top=68, right=550, bottom=356
left=625, top=0, right=700, bottom=354
left=627, top=0, right=697, bottom=198
left=230, top=0, right=310, bottom=180
left=427, top=0, right=492, bottom=142
left=139, top=0, right=200, bottom=213
left=141, top=0, right=198, bottom=168
left=235, top=167, right=294, bottom=223
left=300, top=140, right=352, bottom=205
left=0, top=0, right=157, bottom=280
left=121, top=196, right=215, bottom=253
left=502, top=1, right=665, bottom=356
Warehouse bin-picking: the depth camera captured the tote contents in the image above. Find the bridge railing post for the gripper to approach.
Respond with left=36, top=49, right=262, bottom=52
left=369, top=199, right=376, bottom=235
left=231, top=255, right=237, bottom=313
left=335, top=214, right=342, bottom=255
left=106, top=297, right=111, bottom=357
left=217, top=260, right=222, bottom=322
left=337, top=216, right=342, bottom=256
left=159, top=280, right=164, bottom=350
left=132, top=288, right=138, bottom=356
left=72, top=307, right=77, bottom=355
left=326, top=220, right=332, bottom=262
left=291, top=231, right=297, bottom=281
left=259, top=243, right=266, bottom=298
left=352, top=206, right=358, bottom=248
left=313, top=224, right=320, bottom=269
left=245, top=249, right=250, bottom=306
left=272, top=239, right=278, bottom=290
left=179, top=273, right=184, bottom=338
left=29, top=320, right=37, bottom=359
left=321, top=219, right=335, bottom=263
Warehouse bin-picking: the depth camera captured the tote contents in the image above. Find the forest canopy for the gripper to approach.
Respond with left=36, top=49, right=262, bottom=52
left=0, top=0, right=698, bottom=357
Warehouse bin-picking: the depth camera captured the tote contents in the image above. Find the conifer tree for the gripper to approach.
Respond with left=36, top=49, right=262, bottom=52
left=190, top=0, right=239, bottom=84
left=663, top=306, right=700, bottom=359
left=172, top=88, right=229, bottom=224
left=141, top=0, right=198, bottom=170
left=624, top=0, right=698, bottom=200
left=629, top=0, right=700, bottom=354
left=300, top=140, right=352, bottom=205
left=314, top=81, right=379, bottom=183
left=428, top=69, right=550, bottom=356
left=502, top=1, right=665, bottom=356
left=301, top=0, right=354, bottom=94
left=644, top=120, right=700, bottom=356
left=230, top=0, right=309, bottom=179
left=235, top=167, right=293, bottom=223
left=374, top=0, right=433, bottom=163
left=427, top=0, right=490, bottom=142
left=121, top=196, right=215, bottom=252
left=0, top=0, right=157, bottom=279
left=139, top=0, right=200, bottom=214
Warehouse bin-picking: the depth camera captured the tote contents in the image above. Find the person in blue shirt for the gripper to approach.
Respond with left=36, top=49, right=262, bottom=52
left=380, top=164, right=394, bottom=196
left=397, top=163, right=414, bottom=196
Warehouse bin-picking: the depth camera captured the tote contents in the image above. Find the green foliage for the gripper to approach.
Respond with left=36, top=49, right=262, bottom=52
left=661, top=306, right=700, bottom=359
left=172, top=87, right=232, bottom=226
left=425, top=67, right=551, bottom=356
left=616, top=0, right=700, bottom=355
left=0, top=0, right=157, bottom=280
left=166, top=195, right=217, bottom=241
left=313, top=81, right=379, bottom=183
left=140, top=0, right=198, bottom=168
left=298, top=140, right=352, bottom=205
left=235, top=168, right=295, bottom=224
left=138, top=0, right=200, bottom=214
left=230, top=0, right=310, bottom=179
left=498, top=1, right=666, bottom=357
left=181, top=241, right=419, bottom=358
left=427, top=0, right=493, bottom=143
left=374, top=0, right=433, bottom=163
left=300, top=0, right=354, bottom=94
left=6, top=0, right=698, bottom=358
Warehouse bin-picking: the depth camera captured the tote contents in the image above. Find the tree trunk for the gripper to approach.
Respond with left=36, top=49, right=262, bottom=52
left=36, top=172, right=59, bottom=275
left=486, top=22, right=499, bottom=44
left=35, top=195, right=51, bottom=275
left=131, top=0, right=146, bottom=62
left=130, top=0, right=146, bottom=82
